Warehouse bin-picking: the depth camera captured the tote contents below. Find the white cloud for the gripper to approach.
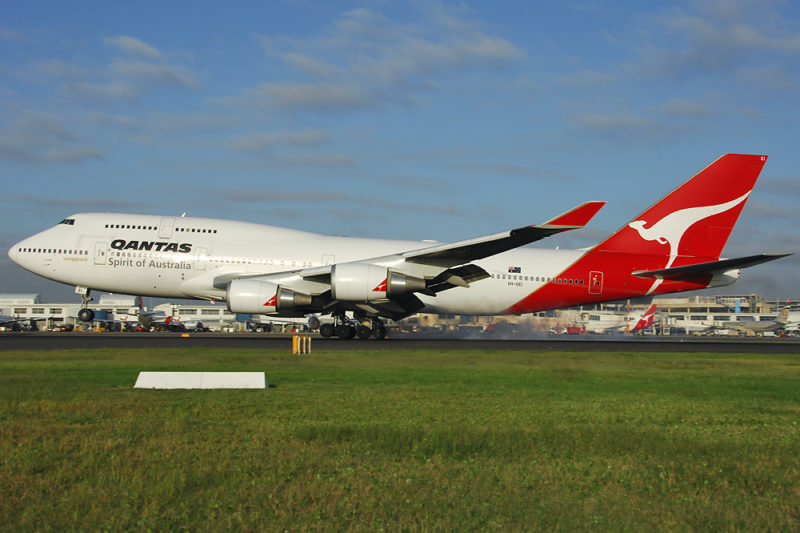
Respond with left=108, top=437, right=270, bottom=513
left=574, top=113, right=657, bottom=137
left=275, top=153, right=357, bottom=167
left=449, top=162, right=577, bottom=182
left=88, top=111, right=145, bottom=131
left=235, top=6, right=526, bottom=113
left=0, top=137, right=101, bottom=163
left=234, top=82, right=371, bottom=112
left=659, top=98, right=714, bottom=118
left=229, top=130, right=330, bottom=152
left=13, top=195, right=140, bottom=209
left=630, top=1, right=800, bottom=81
left=0, top=111, right=103, bottom=163
left=757, top=178, right=800, bottom=198
left=0, top=27, right=25, bottom=41
left=218, top=189, right=464, bottom=216
left=67, top=81, right=141, bottom=102
left=104, top=35, right=161, bottom=59
left=27, top=59, right=88, bottom=81
left=41, top=146, right=102, bottom=162
left=554, top=69, right=616, bottom=89
left=110, top=59, right=199, bottom=88
left=152, top=112, right=241, bottom=132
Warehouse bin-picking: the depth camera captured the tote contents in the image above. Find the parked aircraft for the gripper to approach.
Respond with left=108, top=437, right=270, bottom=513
left=7, top=154, right=790, bottom=339
left=667, top=317, right=716, bottom=335
left=0, top=313, right=47, bottom=331
left=0, top=314, right=25, bottom=331
left=719, top=305, right=792, bottom=335
left=628, top=303, right=657, bottom=333
left=125, top=297, right=208, bottom=332
left=581, top=303, right=657, bottom=334
left=247, top=314, right=328, bottom=333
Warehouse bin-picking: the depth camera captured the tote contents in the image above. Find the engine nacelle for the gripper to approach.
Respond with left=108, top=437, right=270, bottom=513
left=226, top=279, right=312, bottom=314
left=706, top=268, right=741, bottom=289
left=330, top=263, right=426, bottom=301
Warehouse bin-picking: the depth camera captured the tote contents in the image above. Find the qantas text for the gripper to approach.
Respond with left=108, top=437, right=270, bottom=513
left=110, top=239, right=192, bottom=253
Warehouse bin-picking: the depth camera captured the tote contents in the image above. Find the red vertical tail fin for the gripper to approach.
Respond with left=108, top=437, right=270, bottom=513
left=594, top=154, right=768, bottom=262
left=630, top=304, right=657, bottom=332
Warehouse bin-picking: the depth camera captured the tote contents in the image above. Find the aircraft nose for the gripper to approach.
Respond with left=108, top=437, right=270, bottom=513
left=8, top=237, right=34, bottom=269
left=8, top=240, right=21, bottom=265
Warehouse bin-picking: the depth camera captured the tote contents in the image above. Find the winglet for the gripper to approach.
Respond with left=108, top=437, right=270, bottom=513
left=540, top=201, right=605, bottom=229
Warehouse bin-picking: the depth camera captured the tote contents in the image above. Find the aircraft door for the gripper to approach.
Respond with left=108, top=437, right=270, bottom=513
left=158, top=217, right=175, bottom=239
left=94, top=242, right=108, bottom=265
left=322, top=254, right=335, bottom=266
left=194, top=247, right=208, bottom=271
left=589, top=271, right=603, bottom=295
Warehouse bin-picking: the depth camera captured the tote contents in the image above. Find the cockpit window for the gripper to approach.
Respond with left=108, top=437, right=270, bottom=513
left=58, top=219, right=75, bottom=225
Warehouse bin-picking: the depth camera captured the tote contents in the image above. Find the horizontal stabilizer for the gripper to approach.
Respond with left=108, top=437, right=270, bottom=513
left=632, top=253, right=791, bottom=281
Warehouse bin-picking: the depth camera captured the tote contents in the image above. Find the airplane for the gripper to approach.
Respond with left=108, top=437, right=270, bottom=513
left=628, top=303, right=657, bottom=333
left=667, top=316, right=716, bottom=335
left=0, top=314, right=26, bottom=331
left=247, top=314, right=329, bottom=333
left=718, top=305, right=792, bottom=336
left=124, top=297, right=208, bottom=332
left=580, top=303, right=657, bottom=334
left=0, top=314, right=49, bottom=331
left=7, top=154, right=790, bottom=340
left=147, top=315, right=208, bottom=332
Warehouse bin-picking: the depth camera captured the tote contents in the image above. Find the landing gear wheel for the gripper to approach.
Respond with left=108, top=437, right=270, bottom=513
left=373, top=324, right=387, bottom=339
left=335, top=324, right=356, bottom=339
left=371, top=320, right=387, bottom=339
left=320, top=323, right=334, bottom=338
left=77, top=308, right=95, bottom=322
left=356, top=325, right=372, bottom=339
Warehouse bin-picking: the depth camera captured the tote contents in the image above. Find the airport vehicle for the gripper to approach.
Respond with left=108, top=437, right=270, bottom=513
left=7, top=154, right=789, bottom=339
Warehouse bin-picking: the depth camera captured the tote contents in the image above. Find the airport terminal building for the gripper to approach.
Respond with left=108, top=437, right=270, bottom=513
left=2, top=292, right=797, bottom=335
left=0, top=294, right=307, bottom=332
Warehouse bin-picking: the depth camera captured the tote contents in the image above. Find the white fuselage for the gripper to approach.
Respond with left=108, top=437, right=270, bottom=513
left=9, top=213, right=583, bottom=316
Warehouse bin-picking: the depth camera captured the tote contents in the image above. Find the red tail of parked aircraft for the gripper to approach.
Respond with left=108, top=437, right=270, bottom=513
left=629, top=303, right=657, bottom=333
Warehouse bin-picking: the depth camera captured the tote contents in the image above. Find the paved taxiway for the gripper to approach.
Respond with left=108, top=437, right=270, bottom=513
left=2, top=332, right=800, bottom=353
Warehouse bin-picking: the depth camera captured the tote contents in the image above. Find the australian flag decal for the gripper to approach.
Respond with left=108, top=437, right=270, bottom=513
left=508, top=266, right=521, bottom=273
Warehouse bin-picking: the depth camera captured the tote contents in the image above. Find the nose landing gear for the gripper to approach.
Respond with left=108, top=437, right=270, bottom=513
left=77, top=288, right=95, bottom=322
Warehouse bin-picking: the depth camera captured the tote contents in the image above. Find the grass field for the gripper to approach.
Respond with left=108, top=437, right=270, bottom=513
left=1, top=346, right=799, bottom=531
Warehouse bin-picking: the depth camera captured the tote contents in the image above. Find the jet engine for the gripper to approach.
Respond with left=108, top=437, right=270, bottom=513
left=226, top=279, right=312, bottom=314
left=330, top=263, right=426, bottom=301
left=706, top=268, right=741, bottom=288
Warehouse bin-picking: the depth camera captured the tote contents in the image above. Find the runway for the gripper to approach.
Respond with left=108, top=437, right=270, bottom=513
left=2, top=332, right=800, bottom=353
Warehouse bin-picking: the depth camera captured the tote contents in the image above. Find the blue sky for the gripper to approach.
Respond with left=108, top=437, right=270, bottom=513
left=2, top=0, right=799, bottom=301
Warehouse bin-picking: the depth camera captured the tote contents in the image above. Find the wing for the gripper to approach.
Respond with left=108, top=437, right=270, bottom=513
left=401, top=201, right=605, bottom=267
left=213, top=201, right=605, bottom=320
left=214, top=200, right=605, bottom=288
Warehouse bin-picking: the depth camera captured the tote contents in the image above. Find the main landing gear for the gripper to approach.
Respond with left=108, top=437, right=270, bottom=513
left=319, top=313, right=387, bottom=340
left=77, top=288, right=95, bottom=322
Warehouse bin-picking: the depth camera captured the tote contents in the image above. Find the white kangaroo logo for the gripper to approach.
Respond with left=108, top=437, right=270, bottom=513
left=628, top=191, right=750, bottom=294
